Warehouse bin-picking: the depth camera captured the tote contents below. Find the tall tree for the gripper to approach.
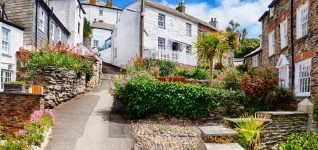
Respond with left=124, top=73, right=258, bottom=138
left=83, top=18, right=93, bottom=37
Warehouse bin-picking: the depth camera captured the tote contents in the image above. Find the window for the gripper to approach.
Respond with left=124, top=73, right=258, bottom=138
left=2, top=28, right=10, bottom=55
left=280, top=19, right=288, bottom=49
left=279, top=65, right=289, bottom=88
left=252, top=55, right=259, bottom=67
left=50, top=21, right=55, bottom=40
left=39, top=8, right=45, bottom=31
left=297, top=3, right=308, bottom=39
left=57, top=28, right=61, bottom=41
left=78, top=22, right=80, bottom=34
left=93, top=40, right=99, bottom=47
left=99, top=7, right=103, bottom=16
left=269, top=7, right=275, bottom=17
left=0, top=70, right=13, bottom=91
left=295, top=58, right=311, bottom=96
left=158, top=13, right=165, bottom=28
left=268, top=31, right=275, bottom=56
left=186, top=45, right=192, bottom=53
left=158, top=38, right=165, bottom=50
left=186, top=23, right=192, bottom=36
left=172, top=42, right=180, bottom=51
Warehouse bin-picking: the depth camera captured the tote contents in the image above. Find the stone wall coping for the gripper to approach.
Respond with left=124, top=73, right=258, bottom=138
left=0, top=92, right=45, bottom=97
left=199, top=126, right=238, bottom=136
left=256, top=111, right=308, bottom=115
left=225, top=118, right=272, bottom=123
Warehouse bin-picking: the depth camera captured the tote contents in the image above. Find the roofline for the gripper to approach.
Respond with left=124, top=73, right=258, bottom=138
left=258, top=11, right=269, bottom=22
left=81, top=3, right=123, bottom=11
left=144, top=1, right=217, bottom=31
left=244, top=47, right=262, bottom=58
left=0, top=18, right=24, bottom=30
left=38, top=0, right=70, bottom=35
left=268, top=0, right=277, bottom=8
left=77, top=0, right=86, bottom=14
left=92, top=26, right=113, bottom=31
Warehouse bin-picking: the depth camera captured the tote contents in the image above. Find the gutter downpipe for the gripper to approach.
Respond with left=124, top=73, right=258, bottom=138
left=140, top=0, right=144, bottom=57
left=35, top=0, right=38, bottom=48
left=290, top=0, right=295, bottom=88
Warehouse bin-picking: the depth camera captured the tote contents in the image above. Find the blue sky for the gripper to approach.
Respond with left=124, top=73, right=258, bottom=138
left=84, top=0, right=273, bottom=38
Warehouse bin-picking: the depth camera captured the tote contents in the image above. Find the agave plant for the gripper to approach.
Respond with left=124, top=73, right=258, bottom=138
left=235, top=114, right=269, bottom=150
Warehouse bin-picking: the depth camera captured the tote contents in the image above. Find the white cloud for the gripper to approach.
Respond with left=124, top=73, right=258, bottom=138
left=159, top=0, right=272, bottom=38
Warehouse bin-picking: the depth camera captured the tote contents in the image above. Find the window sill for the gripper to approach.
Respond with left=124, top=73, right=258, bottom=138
left=2, top=53, right=12, bottom=58
left=158, top=26, right=166, bottom=29
left=39, top=28, right=45, bottom=33
left=296, top=35, right=308, bottom=43
left=268, top=53, right=276, bottom=58
left=295, top=92, right=310, bottom=97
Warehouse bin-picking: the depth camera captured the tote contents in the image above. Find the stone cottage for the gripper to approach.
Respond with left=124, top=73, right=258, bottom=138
left=259, top=0, right=318, bottom=98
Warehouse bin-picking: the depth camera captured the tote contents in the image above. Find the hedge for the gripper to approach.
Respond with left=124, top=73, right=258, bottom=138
left=120, top=76, right=245, bottom=120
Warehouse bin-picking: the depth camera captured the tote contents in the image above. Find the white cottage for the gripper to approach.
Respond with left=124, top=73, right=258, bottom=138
left=0, top=5, right=24, bottom=91
left=111, top=0, right=217, bottom=67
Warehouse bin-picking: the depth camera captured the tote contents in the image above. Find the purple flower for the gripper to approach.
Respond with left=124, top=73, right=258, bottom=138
left=18, top=129, right=26, bottom=136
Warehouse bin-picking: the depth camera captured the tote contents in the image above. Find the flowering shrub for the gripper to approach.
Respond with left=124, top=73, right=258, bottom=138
left=239, top=67, right=296, bottom=112
left=19, top=44, right=95, bottom=79
left=216, top=69, right=240, bottom=90
left=214, top=63, right=224, bottom=70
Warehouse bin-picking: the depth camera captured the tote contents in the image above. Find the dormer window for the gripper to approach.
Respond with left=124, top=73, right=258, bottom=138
left=270, top=7, right=275, bottom=17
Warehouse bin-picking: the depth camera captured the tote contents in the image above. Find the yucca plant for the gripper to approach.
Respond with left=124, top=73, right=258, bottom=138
left=235, top=114, right=269, bottom=150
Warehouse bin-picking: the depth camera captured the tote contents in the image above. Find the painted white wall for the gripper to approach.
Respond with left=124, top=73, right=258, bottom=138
left=82, top=5, right=121, bottom=25
left=91, top=28, right=112, bottom=49
left=0, top=23, right=24, bottom=91
left=49, top=0, right=84, bottom=46
left=111, top=1, right=141, bottom=67
left=99, top=48, right=112, bottom=64
left=143, top=6, right=198, bottom=66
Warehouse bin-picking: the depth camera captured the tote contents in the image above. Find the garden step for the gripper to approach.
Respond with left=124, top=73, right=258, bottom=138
left=199, top=126, right=238, bottom=143
left=205, top=143, right=245, bottom=150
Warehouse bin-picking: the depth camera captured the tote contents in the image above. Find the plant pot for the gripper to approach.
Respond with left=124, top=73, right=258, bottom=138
left=3, top=84, right=26, bottom=93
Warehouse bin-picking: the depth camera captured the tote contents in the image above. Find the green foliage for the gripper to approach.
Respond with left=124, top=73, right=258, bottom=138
left=235, top=64, right=248, bottom=73
left=23, top=122, right=45, bottom=146
left=112, top=80, right=125, bottom=98
left=146, top=59, right=176, bottom=77
left=176, top=67, right=209, bottom=80
left=83, top=18, right=93, bottom=37
left=121, top=76, right=244, bottom=120
left=313, top=96, right=318, bottom=123
left=280, top=132, right=318, bottom=150
left=0, top=139, right=30, bottom=150
left=235, top=38, right=260, bottom=58
left=4, top=81, right=26, bottom=85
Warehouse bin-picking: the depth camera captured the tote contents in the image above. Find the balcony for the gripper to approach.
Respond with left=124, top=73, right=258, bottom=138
left=144, top=49, right=197, bottom=66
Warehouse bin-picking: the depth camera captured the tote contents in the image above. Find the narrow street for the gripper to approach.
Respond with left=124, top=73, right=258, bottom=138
left=45, top=69, right=133, bottom=150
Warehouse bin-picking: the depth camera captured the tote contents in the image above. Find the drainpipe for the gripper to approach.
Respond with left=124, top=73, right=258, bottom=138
left=35, top=0, right=38, bottom=48
left=290, top=0, right=295, bottom=88
left=140, top=0, right=144, bottom=57
left=47, top=8, right=53, bottom=45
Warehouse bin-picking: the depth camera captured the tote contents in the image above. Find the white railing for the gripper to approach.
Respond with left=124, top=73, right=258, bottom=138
left=144, top=49, right=197, bottom=66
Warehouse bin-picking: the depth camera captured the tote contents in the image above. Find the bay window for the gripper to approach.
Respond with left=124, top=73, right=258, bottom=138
left=2, top=27, right=10, bottom=56
left=0, top=70, right=13, bottom=91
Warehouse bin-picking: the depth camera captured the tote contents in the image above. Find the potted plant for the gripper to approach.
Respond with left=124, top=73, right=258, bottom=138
left=3, top=81, right=26, bottom=93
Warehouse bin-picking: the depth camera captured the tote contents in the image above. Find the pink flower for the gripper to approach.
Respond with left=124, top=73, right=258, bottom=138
left=30, top=110, right=44, bottom=122
left=18, top=129, right=26, bottom=136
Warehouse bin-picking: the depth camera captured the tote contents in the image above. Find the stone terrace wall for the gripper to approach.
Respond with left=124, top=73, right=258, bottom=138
left=31, top=64, right=101, bottom=108
left=0, top=92, right=44, bottom=133
left=256, top=111, right=308, bottom=150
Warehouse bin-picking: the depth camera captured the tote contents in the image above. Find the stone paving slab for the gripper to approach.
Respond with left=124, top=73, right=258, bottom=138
left=205, top=143, right=245, bottom=150
left=199, top=126, right=238, bottom=136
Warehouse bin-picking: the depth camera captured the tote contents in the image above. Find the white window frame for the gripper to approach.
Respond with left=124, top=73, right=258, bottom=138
left=39, top=8, right=45, bottom=32
left=0, top=70, right=13, bottom=91
left=268, top=31, right=275, bottom=56
left=269, top=7, right=275, bottom=17
left=186, top=45, right=192, bottom=54
left=50, top=21, right=55, bottom=40
left=93, top=40, right=99, bottom=47
left=252, top=55, right=259, bottom=67
left=99, top=7, right=103, bottom=16
left=158, top=37, right=165, bottom=50
left=57, top=27, right=61, bottom=41
left=296, top=3, right=309, bottom=39
left=114, top=48, right=117, bottom=58
left=279, top=65, right=289, bottom=88
left=295, top=58, right=311, bottom=97
left=158, top=13, right=165, bottom=28
left=2, top=27, right=10, bottom=56
left=280, top=19, right=288, bottom=49
left=186, top=23, right=192, bottom=36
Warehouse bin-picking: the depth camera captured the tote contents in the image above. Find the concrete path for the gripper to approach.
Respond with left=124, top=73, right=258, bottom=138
left=45, top=74, right=133, bottom=150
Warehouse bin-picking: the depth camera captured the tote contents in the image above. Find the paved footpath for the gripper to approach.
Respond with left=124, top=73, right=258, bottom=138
left=45, top=74, right=133, bottom=150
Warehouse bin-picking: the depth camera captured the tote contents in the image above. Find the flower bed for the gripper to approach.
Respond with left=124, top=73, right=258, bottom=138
left=0, top=109, right=55, bottom=149
left=156, top=77, right=187, bottom=83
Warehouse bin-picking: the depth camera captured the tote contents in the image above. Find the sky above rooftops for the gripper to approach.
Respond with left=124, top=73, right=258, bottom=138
left=82, top=0, right=273, bottom=38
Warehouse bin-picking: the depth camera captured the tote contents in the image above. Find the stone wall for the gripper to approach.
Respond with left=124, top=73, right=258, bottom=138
left=256, top=111, right=309, bottom=150
left=0, top=92, right=44, bottom=133
left=30, top=63, right=102, bottom=108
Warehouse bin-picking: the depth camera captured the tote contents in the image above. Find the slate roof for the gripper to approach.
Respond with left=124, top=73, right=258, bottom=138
left=244, top=47, right=262, bottom=58
left=145, top=0, right=217, bottom=31
left=91, top=22, right=114, bottom=30
left=81, top=0, right=122, bottom=10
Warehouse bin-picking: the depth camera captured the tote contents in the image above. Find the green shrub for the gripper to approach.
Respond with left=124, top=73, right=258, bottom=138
left=313, top=96, right=318, bottom=124
left=0, top=139, right=30, bottom=150
left=112, top=80, right=125, bottom=98
left=4, top=81, right=26, bottom=85
left=192, top=68, right=209, bottom=80
left=23, top=122, right=45, bottom=146
left=280, top=132, right=318, bottom=150
left=122, top=76, right=243, bottom=120
left=146, top=59, right=176, bottom=77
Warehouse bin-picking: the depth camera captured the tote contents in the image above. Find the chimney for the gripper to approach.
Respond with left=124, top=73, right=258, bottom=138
left=176, top=0, right=185, bottom=13
left=106, top=0, right=113, bottom=7
left=89, top=0, right=96, bottom=5
left=209, top=18, right=218, bottom=29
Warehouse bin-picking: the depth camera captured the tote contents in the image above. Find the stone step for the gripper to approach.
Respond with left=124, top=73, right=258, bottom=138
left=205, top=143, right=245, bottom=150
left=199, top=126, right=238, bottom=143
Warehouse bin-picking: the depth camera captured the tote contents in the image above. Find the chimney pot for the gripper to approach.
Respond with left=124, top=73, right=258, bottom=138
left=106, top=0, right=113, bottom=7
left=89, top=0, right=96, bottom=5
left=209, top=18, right=218, bottom=29
left=176, top=0, right=185, bottom=13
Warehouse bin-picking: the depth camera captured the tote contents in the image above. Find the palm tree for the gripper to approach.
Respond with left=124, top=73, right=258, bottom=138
left=83, top=18, right=93, bottom=37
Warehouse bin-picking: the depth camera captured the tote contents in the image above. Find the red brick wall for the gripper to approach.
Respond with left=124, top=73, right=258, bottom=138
left=0, top=93, right=44, bottom=133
